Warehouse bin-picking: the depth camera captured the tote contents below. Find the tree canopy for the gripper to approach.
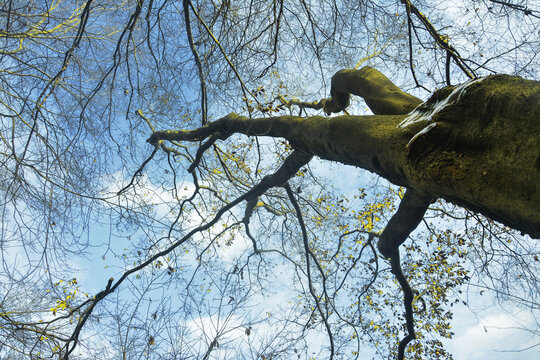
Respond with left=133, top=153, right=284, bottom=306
left=1, top=1, right=539, bottom=359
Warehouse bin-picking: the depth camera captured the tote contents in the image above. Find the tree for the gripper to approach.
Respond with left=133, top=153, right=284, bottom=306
left=147, top=65, right=540, bottom=359
left=1, top=1, right=539, bottom=359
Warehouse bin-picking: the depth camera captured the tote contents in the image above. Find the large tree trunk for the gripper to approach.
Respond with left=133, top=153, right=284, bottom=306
left=149, top=73, right=540, bottom=238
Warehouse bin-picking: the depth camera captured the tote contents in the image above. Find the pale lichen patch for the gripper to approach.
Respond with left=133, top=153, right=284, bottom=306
left=406, top=122, right=437, bottom=149
left=397, top=77, right=486, bottom=129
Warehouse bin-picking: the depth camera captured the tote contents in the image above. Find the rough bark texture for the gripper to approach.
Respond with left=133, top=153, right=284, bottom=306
left=149, top=73, right=540, bottom=238
left=401, top=74, right=540, bottom=238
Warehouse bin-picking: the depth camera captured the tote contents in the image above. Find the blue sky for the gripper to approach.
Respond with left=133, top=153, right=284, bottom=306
left=59, top=157, right=540, bottom=359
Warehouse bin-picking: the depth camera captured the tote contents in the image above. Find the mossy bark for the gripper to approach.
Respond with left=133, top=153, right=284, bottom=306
left=149, top=74, right=540, bottom=238
left=324, top=67, right=423, bottom=115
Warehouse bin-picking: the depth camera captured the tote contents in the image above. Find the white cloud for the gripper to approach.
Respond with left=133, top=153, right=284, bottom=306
left=104, top=171, right=199, bottom=223
left=445, top=305, right=539, bottom=360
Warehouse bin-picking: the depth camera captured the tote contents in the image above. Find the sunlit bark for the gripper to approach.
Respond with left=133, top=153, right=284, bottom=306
left=150, top=71, right=540, bottom=239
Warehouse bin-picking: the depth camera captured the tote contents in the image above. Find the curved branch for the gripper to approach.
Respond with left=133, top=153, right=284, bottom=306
left=377, top=189, right=433, bottom=360
left=323, top=67, right=423, bottom=115
left=377, top=190, right=434, bottom=258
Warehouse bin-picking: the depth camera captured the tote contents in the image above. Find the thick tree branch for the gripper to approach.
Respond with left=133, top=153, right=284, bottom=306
left=378, top=190, right=433, bottom=359
left=378, top=191, right=434, bottom=259
left=323, top=67, right=423, bottom=115
left=149, top=74, right=540, bottom=239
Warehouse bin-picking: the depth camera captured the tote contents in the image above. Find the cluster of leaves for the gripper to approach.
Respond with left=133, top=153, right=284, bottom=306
left=49, top=278, right=89, bottom=317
